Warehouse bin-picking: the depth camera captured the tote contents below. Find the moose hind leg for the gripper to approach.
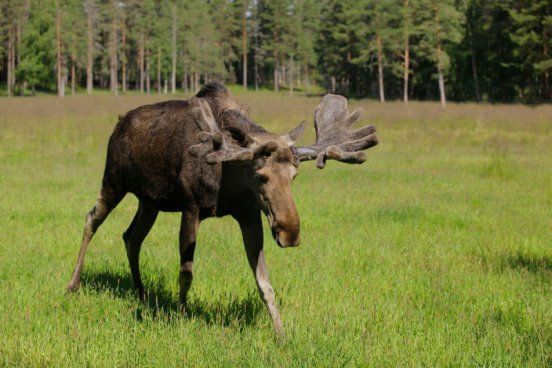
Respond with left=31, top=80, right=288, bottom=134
left=123, top=202, right=158, bottom=299
left=178, top=211, right=199, bottom=313
left=66, top=191, right=122, bottom=292
left=236, top=211, right=284, bottom=336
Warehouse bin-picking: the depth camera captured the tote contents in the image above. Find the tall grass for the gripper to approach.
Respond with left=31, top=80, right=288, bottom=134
left=0, top=93, right=551, bottom=366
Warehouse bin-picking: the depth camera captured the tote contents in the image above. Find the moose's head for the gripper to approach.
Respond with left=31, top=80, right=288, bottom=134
left=189, top=90, right=378, bottom=248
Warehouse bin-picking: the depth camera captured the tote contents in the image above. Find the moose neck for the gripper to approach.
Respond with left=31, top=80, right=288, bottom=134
left=216, top=162, right=258, bottom=217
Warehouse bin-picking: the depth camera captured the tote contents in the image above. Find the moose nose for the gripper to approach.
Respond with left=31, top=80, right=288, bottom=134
left=272, top=226, right=301, bottom=248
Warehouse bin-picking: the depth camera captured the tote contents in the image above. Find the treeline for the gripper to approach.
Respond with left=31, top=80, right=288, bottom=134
left=0, top=0, right=551, bottom=104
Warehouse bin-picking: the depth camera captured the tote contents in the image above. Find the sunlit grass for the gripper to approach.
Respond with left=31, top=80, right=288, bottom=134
left=0, top=93, right=551, bottom=366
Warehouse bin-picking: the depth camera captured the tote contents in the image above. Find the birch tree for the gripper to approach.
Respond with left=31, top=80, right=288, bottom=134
left=419, top=0, right=464, bottom=107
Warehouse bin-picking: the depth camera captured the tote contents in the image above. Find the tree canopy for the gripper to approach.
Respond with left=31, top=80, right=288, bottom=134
left=0, top=0, right=550, bottom=103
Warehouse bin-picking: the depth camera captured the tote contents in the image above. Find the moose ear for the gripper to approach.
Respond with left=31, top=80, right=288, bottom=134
left=281, top=121, right=306, bottom=146
left=224, top=126, right=251, bottom=147
left=220, top=110, right=254, bottom=147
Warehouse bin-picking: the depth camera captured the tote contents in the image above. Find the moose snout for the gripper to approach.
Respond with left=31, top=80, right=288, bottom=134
left=272, top=223, right=301, bottom=248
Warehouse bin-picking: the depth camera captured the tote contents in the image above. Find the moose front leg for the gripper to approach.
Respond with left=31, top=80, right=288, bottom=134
left=178, top=211, right=199, bottom=313
left=236, top=210, right=284, bottom=337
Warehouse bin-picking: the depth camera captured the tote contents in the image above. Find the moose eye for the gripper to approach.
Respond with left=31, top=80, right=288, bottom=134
left=255, top=173, right=269, bottom=183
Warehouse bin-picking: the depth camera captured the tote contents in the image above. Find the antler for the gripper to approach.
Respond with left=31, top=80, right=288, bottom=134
left=293, top=94, right=378, bottom=169
left=188, top=97, right=278, bottom=164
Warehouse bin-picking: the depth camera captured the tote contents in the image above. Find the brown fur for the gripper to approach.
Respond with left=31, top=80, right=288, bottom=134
left=66, top=82, right=377, bottom=336
left=67, top=82, right=301, bottom=336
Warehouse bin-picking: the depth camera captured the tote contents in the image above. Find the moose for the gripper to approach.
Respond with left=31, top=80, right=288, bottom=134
left=66, top=82, right=378, bottom=336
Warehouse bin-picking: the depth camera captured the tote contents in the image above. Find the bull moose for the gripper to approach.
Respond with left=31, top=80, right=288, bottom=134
left=66, top=82, right=378, bottom=336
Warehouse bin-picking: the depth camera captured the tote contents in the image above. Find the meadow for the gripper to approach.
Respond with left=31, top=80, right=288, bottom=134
left=0, top=91, right=551, bottom=367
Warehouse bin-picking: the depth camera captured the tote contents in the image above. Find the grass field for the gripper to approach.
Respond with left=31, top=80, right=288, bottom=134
left=0, top=92, right=551, bottom=367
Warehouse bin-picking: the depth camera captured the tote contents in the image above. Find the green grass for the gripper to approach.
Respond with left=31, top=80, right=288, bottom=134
left=0, top=93, right=551, bottom=367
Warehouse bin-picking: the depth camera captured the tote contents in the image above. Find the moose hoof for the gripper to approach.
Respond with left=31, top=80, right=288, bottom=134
left=66, top=281, right=80, bottom=293
left=178, top=297, right=188, bottom=315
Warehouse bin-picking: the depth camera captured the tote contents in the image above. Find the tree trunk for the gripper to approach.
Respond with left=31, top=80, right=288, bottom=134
left=437, top=66, right=446, bottom=107
left=297, top=61, right=301, bottom=89
left=183, top=51, right=189, bottom=94
left=467, top=8, right=480, bottom=102
left=403, top=38, right=410, bottom=103
left=403, top=0, right=410, bottom=103
left=242, top=2, right=247, bottom=89
left=11, top=28, right=15, bottom=95
left=71, top=49, right=76, bottom=96
left=543, top=26, right=550, bottom=99
left=56, top=5, right=65, bottom=98
left=289, top=56, right=293, bottom=96
left=157, top=46, right=161, bottom=94
left=433, top=1, right=446, bottom=108
left=139, top=36, right=144, bottom=93
left=376, top=33, right=385, bottom=103
left=304, top=63, right=310, bottom=92
left=121, top=11, right=126, bottom=93
left=280, top=54, right=285, bottom=88
left=110, top=1, right=118, bottom=96
left=254, top=49, right=259, bottom=91
left=145, top=34, right=150, bottom=94
left=7, top=25, right=13, bottom=97
left=190, top=67, right=194, bottom=92
left=86, top=0, right=93, bottom=94
left=16, top=20, right=21, bottom=66
left=171, top=6, right=177, bottom=94
left=273, top=49, right=278, bottom=92
left=254, top=19, right=259, bottom=92
left=470, top=51, right=480, bottom=102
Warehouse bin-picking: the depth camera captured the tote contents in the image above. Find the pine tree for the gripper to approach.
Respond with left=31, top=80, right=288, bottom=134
left=241, top=0, right=249, bottom=88
left=510, top=0, right=552, bottom=100
left=295, top=0, right=320, bottom=92
left=259, top=0, right=290, bottom=91
left=15, top=0, right=55, bottom=94
left=83, top=0, right=98, bottom=94
left=352, top=0, right=398, bottom=102
left=63, top=0, right=86, bottom=96
left=109, top=0, right=119, bottom=95
left=2, top=0, right=29, bottom=96
left=210, top=0, right=240, bottom=83
left=170, top=0, right=177, bottom=94
left=55, top=0, right=65, bottom=97
left=318, top=0, right=357, bottom=94
left=401, top=0, right=413, bottom=102
left=417, top=0, right=464, bottom=107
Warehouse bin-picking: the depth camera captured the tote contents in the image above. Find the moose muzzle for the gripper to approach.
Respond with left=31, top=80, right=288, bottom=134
left=271, top=218, right=301, bottom=248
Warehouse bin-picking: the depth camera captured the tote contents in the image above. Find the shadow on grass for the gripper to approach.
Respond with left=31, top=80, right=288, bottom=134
left=81, top=269, right=264, bottom=327
left=502, top=252, right=552, bottom=275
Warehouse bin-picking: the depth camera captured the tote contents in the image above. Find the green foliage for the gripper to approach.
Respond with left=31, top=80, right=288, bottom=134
left=317, top=0, right=357, bottom=92
left=0, top=0, right=551, bottom=102
left=183, top=0, right=226, bottom=79
left=350, top=0, right=398, bottom=66
left=509, top=0, right=552, bottom=101
left=15, top=0, right=56, bottom=93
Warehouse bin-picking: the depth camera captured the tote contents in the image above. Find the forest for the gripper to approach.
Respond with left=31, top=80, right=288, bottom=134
left=0, top=0, right=551, bottom=104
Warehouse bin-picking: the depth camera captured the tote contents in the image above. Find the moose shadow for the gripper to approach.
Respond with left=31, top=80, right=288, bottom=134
left=81, top=269, right=264, bottom=327
left=501, top=252, right=552, bottom=277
